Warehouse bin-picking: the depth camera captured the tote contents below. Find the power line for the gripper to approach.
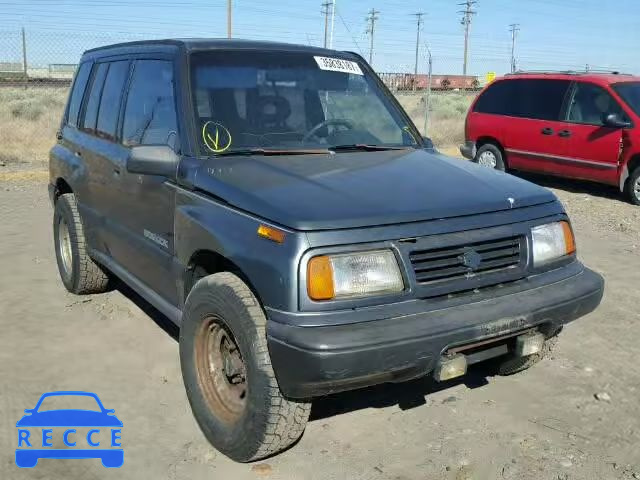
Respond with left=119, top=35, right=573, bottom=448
left=366, top=8, right=380, bottom=65
left=458, top=0, right=477, bottom=75
left=509, top=23, right=520, bottom=73
left=411, top=12, right=425, bottom=90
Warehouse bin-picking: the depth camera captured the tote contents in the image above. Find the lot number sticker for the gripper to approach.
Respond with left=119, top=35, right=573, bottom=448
left=314, top=56, right=363, bottom=75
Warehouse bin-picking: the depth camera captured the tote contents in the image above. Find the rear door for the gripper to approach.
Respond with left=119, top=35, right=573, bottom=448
left=501, top=78, right=573, bottom=173
left=561, top=81, right=627, bottom=184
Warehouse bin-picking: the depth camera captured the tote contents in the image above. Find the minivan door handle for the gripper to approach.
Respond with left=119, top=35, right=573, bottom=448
left=541, top=127, right=554, bottom=135
left=558, top=130, right=572, bottom=138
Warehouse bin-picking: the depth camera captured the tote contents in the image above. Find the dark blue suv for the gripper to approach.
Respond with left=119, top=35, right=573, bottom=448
left=49, top=39, right=604, bottom=462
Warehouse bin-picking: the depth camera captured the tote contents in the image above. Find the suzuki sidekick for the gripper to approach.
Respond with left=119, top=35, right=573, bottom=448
left=49, top=39, right=604, bottom=462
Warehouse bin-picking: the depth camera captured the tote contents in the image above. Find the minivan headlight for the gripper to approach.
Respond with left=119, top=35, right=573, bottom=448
left=531, top=221, right=576, bottom=266
left=307, top=250, right=404, bottom=301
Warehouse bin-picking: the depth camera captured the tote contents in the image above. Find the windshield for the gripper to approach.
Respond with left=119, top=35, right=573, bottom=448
left=190, top=50, right=418, bottom=154
left=613, top=82, right=640, bottom=116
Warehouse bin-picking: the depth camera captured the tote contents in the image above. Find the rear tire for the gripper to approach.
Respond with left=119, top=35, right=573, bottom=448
left=179, top=272, right=311, bottom=462
left=53, top=193, right=110, bottom=294
left=474, top=143, right=506, bottom=172
left=624, top=166, right=640, bottom=205
left=497, top=335, right=558, bottom=376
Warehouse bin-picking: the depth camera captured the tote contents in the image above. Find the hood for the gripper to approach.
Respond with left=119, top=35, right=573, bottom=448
left=192, top=149, right=557, bottom=230
left=16, top=410, right=123, bottom=427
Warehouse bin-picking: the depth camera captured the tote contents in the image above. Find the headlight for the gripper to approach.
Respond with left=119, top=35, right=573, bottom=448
left=307, top=250, right=404, bottom=301
left=531, top=221, right=576, bottom=266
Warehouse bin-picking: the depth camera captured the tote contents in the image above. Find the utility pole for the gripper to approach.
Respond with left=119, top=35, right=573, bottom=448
left=509, top=23, right=520, bottom=73
left=21, top=27, right=27, bottom=89
left=458, top=0, right=476, bottom=76
left=322, top=2, right=332, bottom=48
left=412, top=13, right=426, bottom=91
left=227, top=0, right=232, bottom=39
left=329, top=0, right=336, bottom=49
left=366, top=8, right=380, bottom=65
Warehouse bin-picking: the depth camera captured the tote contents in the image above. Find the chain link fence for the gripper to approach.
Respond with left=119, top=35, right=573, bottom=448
left=0, top=28, right=490, bottom=166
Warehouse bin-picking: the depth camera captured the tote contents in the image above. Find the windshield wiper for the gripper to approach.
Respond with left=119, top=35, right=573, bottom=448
left=328, top=144, right=412, bottom=152
left=213, top=148, right=330, bottom=157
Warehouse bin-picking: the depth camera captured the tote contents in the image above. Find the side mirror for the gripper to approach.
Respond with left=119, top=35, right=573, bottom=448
left=603, top=113, right=631, bottom=129
left=127, top=145, right=180, bottom=178
left=422, top=136, right=437, bottom=152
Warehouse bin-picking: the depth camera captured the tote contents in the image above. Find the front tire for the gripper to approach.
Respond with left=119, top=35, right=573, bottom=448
left=179, top=272, right=311, bottom=462
left=624, top=166, right=640, bottom=205
left=474, top=143, right=506, bottom=172
left=53, top=193, right=110, bottom=294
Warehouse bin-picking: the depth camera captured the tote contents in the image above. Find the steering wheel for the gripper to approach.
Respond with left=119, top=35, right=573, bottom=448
left=302, top=119, right=354, bottom=143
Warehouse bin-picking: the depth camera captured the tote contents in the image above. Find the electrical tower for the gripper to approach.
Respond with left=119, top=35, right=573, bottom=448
left=412, top=12, right=426, bottom=91
left=509, top=23, right=520, bottom=73
left=366, top=8, right=380, bottom=65
left=322, top=2, right=332, bottom=48
left=458, top=0, right=476, bottom=76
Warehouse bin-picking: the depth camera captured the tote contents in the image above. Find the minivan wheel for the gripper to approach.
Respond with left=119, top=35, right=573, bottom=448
left=625, top=166, right=640, bottom=205
left=180, top=272, right=311, bottom=462
left=53, top=193, right=110, bottom=294
left=474, top=144, right=506, bottom=171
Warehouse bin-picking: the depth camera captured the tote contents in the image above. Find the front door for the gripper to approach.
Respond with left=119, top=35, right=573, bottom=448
left=561, top=81, right=626, bottom=185
left=110, top=58, right=179, bottom=303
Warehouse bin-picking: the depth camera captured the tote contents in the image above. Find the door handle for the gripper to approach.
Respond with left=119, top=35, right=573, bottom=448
left=558, top=130, right=572, bottom=138
left=113, top=167, right=121, bottom=176
left=541, top=127, right=554, bottom=135
left=74, top=151, right=82, bottom=157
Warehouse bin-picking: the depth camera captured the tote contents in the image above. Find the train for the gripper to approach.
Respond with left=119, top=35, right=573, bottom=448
left=378, top=72, right=481, bottom=91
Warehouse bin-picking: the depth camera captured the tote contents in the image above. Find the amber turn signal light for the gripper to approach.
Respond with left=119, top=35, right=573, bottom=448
left=307, top=256, right=335, bottom=301
left=561, top=221, right=576, bottom=255
left=257, top=225, right=286, bottom=244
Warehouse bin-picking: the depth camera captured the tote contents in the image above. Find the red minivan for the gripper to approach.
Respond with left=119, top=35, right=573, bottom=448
left=460, top=72, right=640, bottom=205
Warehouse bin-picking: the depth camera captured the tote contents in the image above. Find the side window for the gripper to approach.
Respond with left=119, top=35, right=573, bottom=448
left=473, top=81, right=515, bottom=116
left=122, top=60, right=177, bottom=148
left=566, top=82, right=627, bottom=126
left=81, top=63, right=108, bottom=133
left=512, top=79, right=570, bottom=121
left=96, top=61, right=130, bottom=141
left=474, top=79, right=570, bottom=121
left=67, top=62, right=92, bottom=127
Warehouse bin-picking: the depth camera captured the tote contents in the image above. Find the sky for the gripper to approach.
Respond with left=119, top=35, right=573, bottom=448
left=1, top=0, right=639, bottom=76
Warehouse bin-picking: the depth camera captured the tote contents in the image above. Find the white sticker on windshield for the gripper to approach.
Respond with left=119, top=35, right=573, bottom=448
left=314, top=56, right=363, bottom=75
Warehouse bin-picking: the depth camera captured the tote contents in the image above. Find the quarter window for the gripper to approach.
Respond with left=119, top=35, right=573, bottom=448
left=96, top=61, right=130, bottom=141
left=566, top=82, right=628, bottom=126
left=122, top=60, right=177, bottom=147
left=67, top=62, right=92, bottom=127
left=81, top=63, right=108, bottom=133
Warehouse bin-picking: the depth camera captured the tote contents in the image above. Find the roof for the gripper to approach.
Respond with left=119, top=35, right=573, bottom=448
left=502, top=71, right=640, bottom=85
left=83, top=38, right=351, bottom=58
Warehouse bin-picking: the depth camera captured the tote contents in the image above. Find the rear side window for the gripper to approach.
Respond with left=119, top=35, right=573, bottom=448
left=475, top=79, right=570, bottom=121
left=81, top=63, right=108, bottom=133
left=122, top=60, right=177, bottom=148
left=67, top=62, right=92, bottom=127
left=96, top=61, right=130, bottom=141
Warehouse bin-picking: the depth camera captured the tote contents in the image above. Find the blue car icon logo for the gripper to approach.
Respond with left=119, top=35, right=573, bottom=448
left=16, top=391, right=123, bottom=468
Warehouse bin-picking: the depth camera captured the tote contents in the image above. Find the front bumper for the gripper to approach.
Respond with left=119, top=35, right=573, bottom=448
left=460, top=140, right=476, bottom=159
left=267, top=266, right=604, bottom=399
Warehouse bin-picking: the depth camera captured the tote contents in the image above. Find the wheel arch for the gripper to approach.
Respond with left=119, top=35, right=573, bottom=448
left=476, top=136, right=507, bottom=164
left=620, top=153, right=640, bottom=192
left=183, top=249, right=261, bottom=306
left=53, top=177, right=73, bottom=202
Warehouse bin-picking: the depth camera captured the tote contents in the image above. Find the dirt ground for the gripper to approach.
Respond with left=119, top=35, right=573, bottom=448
left=1, top=170, right=639, bottom=480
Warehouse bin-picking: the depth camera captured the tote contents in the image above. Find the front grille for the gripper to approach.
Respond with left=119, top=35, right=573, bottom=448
left=410, top=236, right=524, bottom=285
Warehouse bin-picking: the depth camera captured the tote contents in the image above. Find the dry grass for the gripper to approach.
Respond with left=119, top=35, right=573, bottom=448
left=0, top=87, right=470, bottom=172
left=396, top=92, right=475, bottom=149
left=0, top=87, right=67, bottom=167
